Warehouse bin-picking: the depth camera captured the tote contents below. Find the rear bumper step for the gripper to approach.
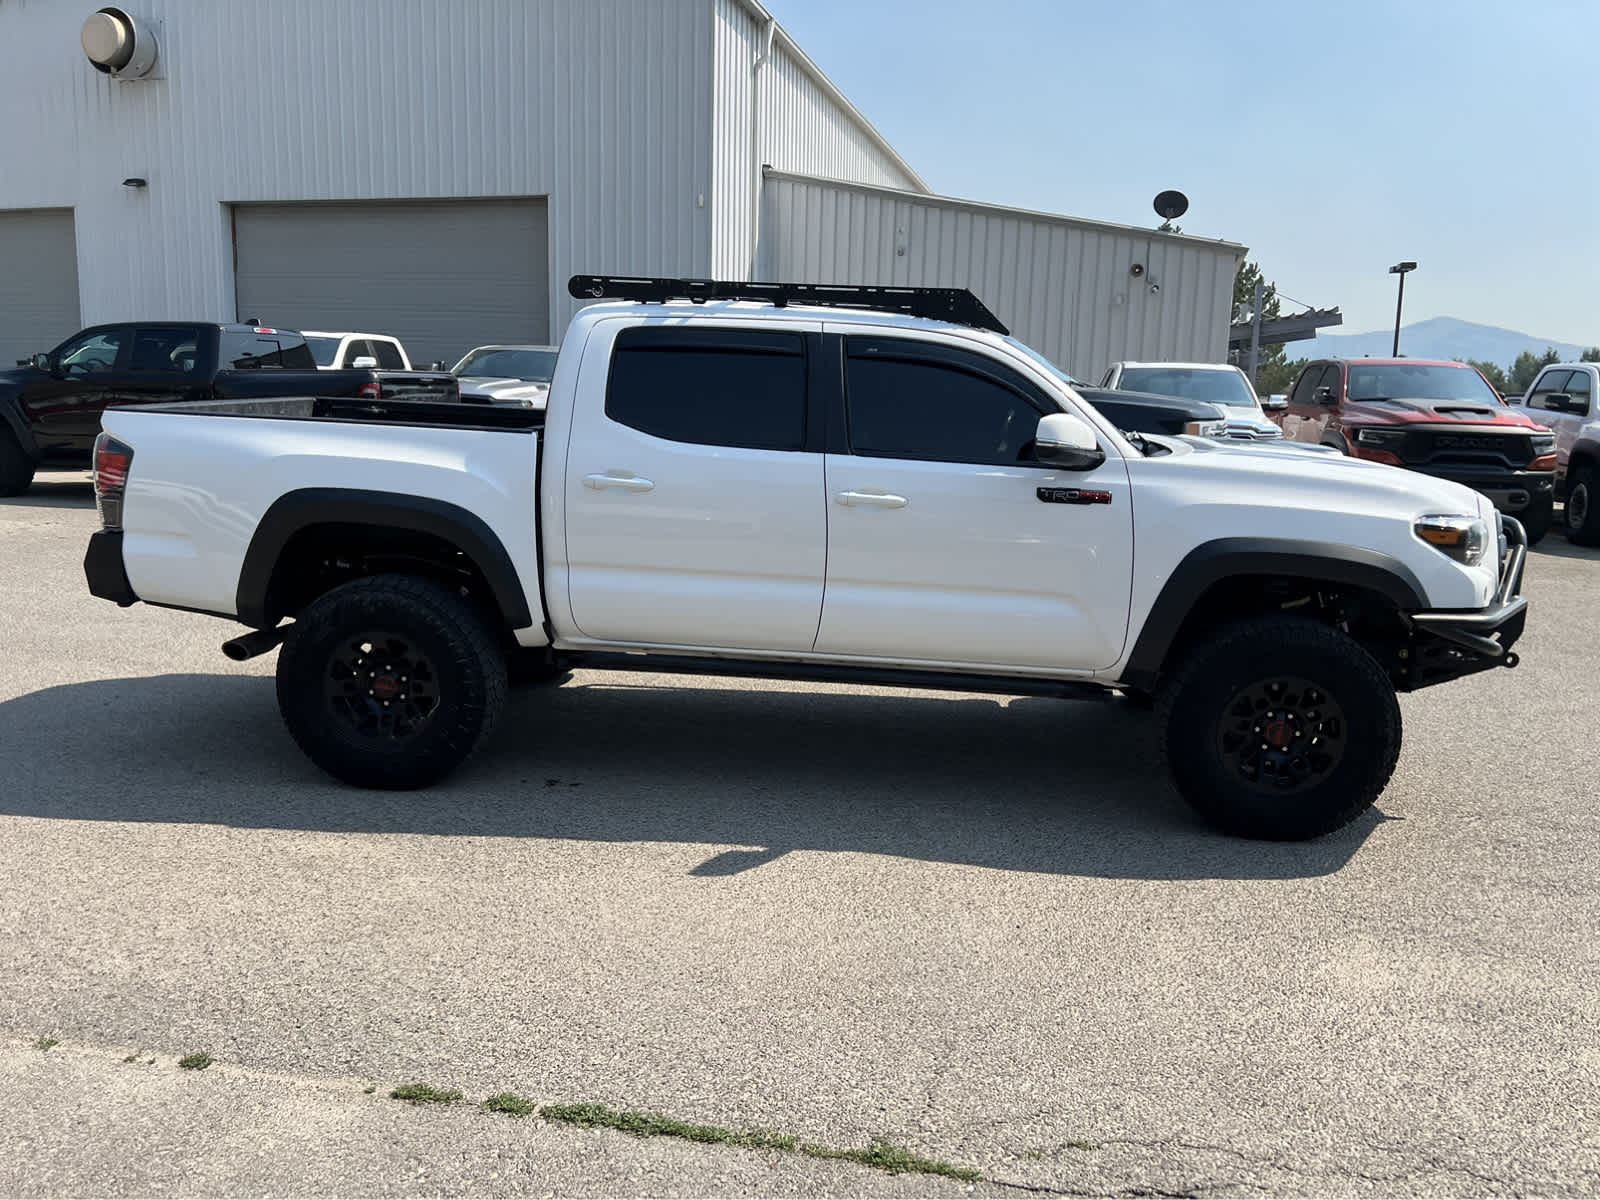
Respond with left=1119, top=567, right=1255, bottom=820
left=83, top=530, right=139, bottom=607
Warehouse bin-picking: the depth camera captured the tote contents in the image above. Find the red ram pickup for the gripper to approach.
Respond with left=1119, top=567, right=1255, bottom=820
left=1271, top=358, right=1557, bottom=542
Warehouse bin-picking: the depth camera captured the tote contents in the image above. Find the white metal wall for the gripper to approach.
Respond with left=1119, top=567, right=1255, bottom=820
left=0, top=0, right=715, bottom=336
left=711, top=0, right=926, bottom=278
left=761, top=172, right=1246, bottom=375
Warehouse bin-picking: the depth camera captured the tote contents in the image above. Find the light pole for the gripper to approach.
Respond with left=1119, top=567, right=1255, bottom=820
left=1389, top=261, right=1417, bottom=356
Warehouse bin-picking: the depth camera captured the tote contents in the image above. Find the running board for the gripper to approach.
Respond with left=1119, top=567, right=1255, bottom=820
left=566, top=652, right=1111, bottom=702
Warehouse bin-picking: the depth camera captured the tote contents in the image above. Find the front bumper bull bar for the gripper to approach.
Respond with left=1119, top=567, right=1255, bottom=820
left=1404, top=514, right=1528, bottom=686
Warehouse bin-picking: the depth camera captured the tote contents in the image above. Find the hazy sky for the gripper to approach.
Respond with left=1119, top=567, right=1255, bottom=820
left=761, top=0, right=1598, bottom=342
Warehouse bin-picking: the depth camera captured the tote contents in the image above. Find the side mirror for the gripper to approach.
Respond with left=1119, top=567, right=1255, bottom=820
left=1544, top=392, right=1572, bottom=413
left=351, top=355, right=379, bottom=370
left=1263, top=395, right=1288, bottom=412
left=31, top=352, right=53, bottom=374
left=1314, top=385, right=1336, bottom=405
left=1035, top=412, right=1106, bottom=471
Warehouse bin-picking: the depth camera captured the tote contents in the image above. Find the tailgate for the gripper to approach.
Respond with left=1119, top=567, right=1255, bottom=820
left=377, top=372, right=461, bottom=402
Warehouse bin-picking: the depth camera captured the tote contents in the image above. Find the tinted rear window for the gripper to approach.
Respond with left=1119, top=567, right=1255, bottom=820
left=606, top=327, right=806, bottom=450
left=220, top=331, right=316, bottom=370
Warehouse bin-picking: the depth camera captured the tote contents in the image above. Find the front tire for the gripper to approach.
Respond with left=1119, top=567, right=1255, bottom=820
left=0, top=427, right=36, bottom=497
left=275, top=574, right=508, bottom=789
left=1565, top=466, right=1600, bottom=546
left=1519, top=494, right=1552, bottom=546
left=1158, top=615, right=1401, bottom=840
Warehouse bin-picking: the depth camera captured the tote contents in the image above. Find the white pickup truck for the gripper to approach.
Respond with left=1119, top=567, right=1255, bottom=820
left=84, top=277, right=1530, bottom=841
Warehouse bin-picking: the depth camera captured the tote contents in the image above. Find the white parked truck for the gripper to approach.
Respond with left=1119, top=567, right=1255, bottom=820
left=84, top=277, right=1530, bottom=840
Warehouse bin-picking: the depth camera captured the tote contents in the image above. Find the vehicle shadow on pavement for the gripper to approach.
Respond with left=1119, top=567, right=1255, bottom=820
left=0, top=479, right=94, bottom=509
left=0, top=672, right=1381, bottom=881
left=1530, top=537, right=1600, bottom=560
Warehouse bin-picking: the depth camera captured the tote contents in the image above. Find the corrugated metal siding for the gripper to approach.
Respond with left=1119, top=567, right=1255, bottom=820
left=0, top=209, right=81, bottom=366
left=711, top=0, right=924, bottom=279
left=0, top=0, right=715, bottom=335
left=762, top=172, right=1245, bottom=375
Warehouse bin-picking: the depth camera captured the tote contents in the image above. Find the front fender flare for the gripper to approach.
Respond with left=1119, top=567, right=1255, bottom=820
left=1118, top=538, right=1427, bottom=690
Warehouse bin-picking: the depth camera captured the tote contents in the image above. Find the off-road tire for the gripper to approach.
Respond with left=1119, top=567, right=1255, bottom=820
left=276, top=574, right=508, bottom=789
left=0, top=427, right=36, bottom=497
left=1157, top=614, right=1402, bottom=840
left=1564, top=465, right=1600, bottom=546
left=1519, top=494, right=1552, bottom=546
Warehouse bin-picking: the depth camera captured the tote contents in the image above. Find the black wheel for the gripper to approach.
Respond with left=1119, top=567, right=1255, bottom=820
left=0, top=427, right=36, bottom=497
left=1157, top=615, right=1401, bottom=840
left=275, top=574, right=508, bottom=789
left=1519, top=495, right=1552, bottom=546
left=1565, top=466, right=1600, bottom=546
left=508, top=646, right=571, bottom=687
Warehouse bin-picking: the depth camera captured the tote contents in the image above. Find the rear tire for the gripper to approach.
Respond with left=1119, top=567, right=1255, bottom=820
left=275, top=574, right=508, bottom=789
left=1158, top=615, right=1401, bottom=840
left=1565, top=466, right=1600, bottom=546
left=0, top=427, right=36, bottom=497
left=1519, top=494, right=1552, bottom=546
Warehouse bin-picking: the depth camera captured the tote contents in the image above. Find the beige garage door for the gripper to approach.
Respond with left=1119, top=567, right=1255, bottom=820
left=0, top=208, right=81, bottom=368
left=232, top=198, right=550, bottom=368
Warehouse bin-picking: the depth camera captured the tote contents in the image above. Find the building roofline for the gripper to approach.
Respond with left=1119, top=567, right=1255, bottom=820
left=729, top=0, right=931, bottom=194
left=763, top=168, right=1250, bottom=255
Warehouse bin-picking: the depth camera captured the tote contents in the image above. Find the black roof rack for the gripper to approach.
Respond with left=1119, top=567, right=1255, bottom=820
left=567, top=275, right=1010, bottom=336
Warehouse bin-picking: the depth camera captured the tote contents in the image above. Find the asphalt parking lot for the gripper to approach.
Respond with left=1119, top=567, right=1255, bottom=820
left=3, top=470, right=1599, bottom=1198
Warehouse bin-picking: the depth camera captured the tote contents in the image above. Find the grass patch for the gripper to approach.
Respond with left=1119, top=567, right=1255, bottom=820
left=33, top=1037, right=59, bottom=1052
left=363, top=1085, right=377, bottom=1095
left=178, top=1051, right=213, bottom=1071
left=540, top=1102, right=977, bottom=1181
left=801, top=1139, right=981, bottom=1182
left=391, top=1082, right=464, bottom=1106
left=483, top=1092, right=537, bottom=1117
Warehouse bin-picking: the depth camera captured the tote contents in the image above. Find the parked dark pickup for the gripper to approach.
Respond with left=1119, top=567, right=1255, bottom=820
left=1073, top=385, right=1227, bottom=438
left=0, top=322, right=459, bottom=496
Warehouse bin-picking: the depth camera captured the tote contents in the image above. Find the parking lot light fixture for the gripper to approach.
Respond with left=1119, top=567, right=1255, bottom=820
left=1389, top=261, right=1418, bottom=356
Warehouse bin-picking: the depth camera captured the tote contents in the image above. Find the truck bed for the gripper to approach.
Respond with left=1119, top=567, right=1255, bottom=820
left=130, top=394, right=544, bottom=431
left=98, top=395, right=546, bottom=639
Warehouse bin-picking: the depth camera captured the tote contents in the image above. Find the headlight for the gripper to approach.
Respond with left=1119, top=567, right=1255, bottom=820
left=1414, top=515, right=1489, bottom=566
left=1183, top=419, right=1226, bottom=437
left=1355, top=428, right=1406, bottom=448
left=1531, top=433, right=1556, bottom=455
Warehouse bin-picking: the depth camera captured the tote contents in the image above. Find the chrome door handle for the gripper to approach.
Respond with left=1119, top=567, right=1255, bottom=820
left=584, top=471, right=655, bottom=493
left=835, top=490, right=908, bottom=509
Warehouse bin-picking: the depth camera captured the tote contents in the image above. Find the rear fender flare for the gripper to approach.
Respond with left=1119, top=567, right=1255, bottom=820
left=235, top=488, right=533, bottom=631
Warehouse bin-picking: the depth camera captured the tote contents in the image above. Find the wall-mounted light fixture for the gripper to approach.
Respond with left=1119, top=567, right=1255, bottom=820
left=121, top=177, right=147, bottom=188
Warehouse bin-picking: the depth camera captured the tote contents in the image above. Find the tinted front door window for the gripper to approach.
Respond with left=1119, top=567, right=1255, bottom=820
left=844, top=339, right=1045, bottom=466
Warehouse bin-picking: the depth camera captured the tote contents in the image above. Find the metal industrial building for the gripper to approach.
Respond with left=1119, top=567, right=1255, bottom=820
left=0, top=0, right=1245, bottom=374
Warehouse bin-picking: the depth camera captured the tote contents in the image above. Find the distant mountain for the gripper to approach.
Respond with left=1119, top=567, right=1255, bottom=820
left=1287, top=316, right=1591, bottom=369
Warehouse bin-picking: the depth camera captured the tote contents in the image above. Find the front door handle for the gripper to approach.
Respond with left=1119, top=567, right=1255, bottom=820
left=584, top=471, right=655, bottom=493
left=836, top=490, right=908, bottom=509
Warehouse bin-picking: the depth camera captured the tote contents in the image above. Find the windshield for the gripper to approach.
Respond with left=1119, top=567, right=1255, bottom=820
left=1000, top=336, right=1086, bottom=386
left=1346, top=363, right=1502, bottom=405
left=304, top=336, right=341, bottom=367
left=452, top=347, right=558, bottom=381
left=1119, top=367, right=1259, bottom=410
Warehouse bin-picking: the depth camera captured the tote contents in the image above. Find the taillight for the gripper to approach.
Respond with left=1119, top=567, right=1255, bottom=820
left=358, top=381, right=381, bottom=399
left=93, top=432, right=134, bottom=530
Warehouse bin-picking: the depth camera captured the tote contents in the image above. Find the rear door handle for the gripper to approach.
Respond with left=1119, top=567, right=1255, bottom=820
left=836, top=490, right=908, bottom=509
left=584, top=471, right=655, bottom=493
